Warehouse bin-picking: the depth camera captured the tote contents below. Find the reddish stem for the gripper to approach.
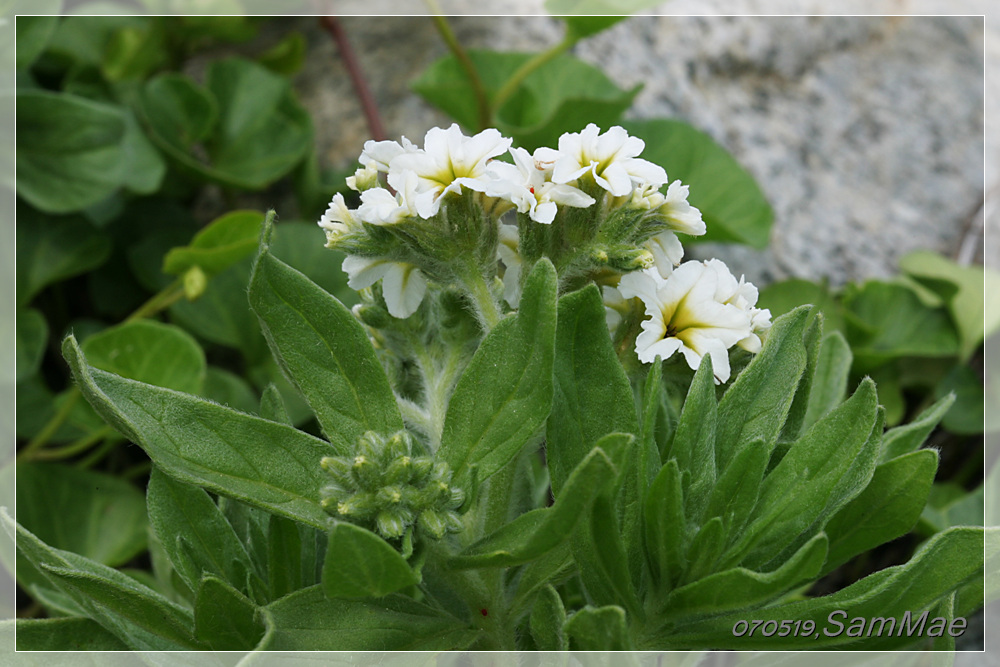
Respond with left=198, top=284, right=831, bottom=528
left=319, top=15, right=387, bottom=142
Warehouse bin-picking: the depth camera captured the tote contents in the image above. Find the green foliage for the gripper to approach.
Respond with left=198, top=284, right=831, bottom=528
left=322, top=523, right=419, bottom=598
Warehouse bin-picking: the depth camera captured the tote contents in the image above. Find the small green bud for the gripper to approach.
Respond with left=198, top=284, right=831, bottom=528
left=183, top=265, right=208, bottom=300
left=354, top=303, right=393, bottom=329
left=377, top=508, right=412, bottom=539
left=418, top=509, right=448, bottom=539
left=351, top=455, right=381, bottom=490
left=384, top=455, right=414, bottom=485
left=377, top=485, right=404, bottom=505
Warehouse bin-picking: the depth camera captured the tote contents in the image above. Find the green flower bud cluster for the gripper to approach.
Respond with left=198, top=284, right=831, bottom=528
left=319, top=430, right=464, bottom=540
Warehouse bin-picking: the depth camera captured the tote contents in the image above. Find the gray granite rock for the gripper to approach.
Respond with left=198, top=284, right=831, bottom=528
left=285, top=12, right=986, bottom=287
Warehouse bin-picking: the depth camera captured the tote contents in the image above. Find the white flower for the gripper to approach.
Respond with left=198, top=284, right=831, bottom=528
left=602, top=284, right=629, bottom=333
left=535, top=124, right=667, bottom=197
left=342, top=256, right=427, bottom=319
left=388, top=124, right=512, bottom=218
left=357, top=171, right=421, bottom=226
left=497, top=224, right=523, bottom=307
left=318, top=193, right=361, bottom=247
left=658, top=181, right=706, bottom=236
left=486, top=147, right=595, bottom=224
left=359, top=136, right=419, bottom=172
left=618, top=260, right=755, bottom=383
left=347, top=164, right=379, bottom=192
left=706, top=259, right=771, bottom=352
left=645, top=230, right=684, bottom=279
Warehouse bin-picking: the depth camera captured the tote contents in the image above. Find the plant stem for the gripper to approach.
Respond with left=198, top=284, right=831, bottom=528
left=18, top=390, right=81, bottom=461
left=125, top=280, right=185, bottom=323
left=319, top=15, right=387, bottom=141
left=77, top=434, right=122, bottom=469
left=28, top=426, right=115, bottom=462
left=459, top=263, right=502, bottom=331
left=491, top=34, right=577, bottom=113
left=426, top=2, right=492, bottom=131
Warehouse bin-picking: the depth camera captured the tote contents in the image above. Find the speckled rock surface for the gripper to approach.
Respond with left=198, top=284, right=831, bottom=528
left=286, top=10, right=986, bottom=287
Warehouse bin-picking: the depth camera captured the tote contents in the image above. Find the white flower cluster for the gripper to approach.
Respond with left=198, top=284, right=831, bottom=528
left=320, top=123, right=770, bottom=380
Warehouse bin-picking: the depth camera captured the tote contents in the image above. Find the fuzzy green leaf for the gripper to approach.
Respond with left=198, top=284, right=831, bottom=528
left=671, top=354, right=718, bottom=522
left=5, top=510, right=204, bottom=651
left=163, top=210, right=264, bottom=277
left=703, top=438, right=768, bottom=540
left=715, top=306, right=810, bottom=471
left=587, top=496, right=641, bottom=616
left=146, top=468, right=259, bottom=597
left=779, top=316, right=823, bottom=442
left=194, top=575, right=265, bottom=651
left=63, top=335, right=336, bottom=530
left=530, top=584, right=568, bottom=650
left=682, top=517, right=726, bottom=585
left=259, top=586, right=477, bottom=650
left=564, top=605, right=633, bottom=650
left=624, top=119, right=773, bottom=248
left=644, top=459, right=686, bottom=590
left=249, top=216, right=402, bottom=454
left=322, top=522, right=418, bottom=599
left=267, top=514, right=303, bottom=599
left=14, top=617, right=130, bottom=651
left=201, top=366, right=258, bottom=414
left=665, top=532, right=828, bottom=618
left=441, top=259, right=557, bottom=488
left=879, top=394, right=954, bottom=463
left=450, top=436, right=624, bottom=569
left=824, top=449, right=938, bottom=574
left=802, top=331, right=852, bottom=429
left=547, top=284, right=638, bottom=496
left=665, top=527, right=986, bottom=650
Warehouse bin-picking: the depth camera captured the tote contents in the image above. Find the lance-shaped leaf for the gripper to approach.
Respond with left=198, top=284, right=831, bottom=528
left=779, top=315, right=822, bottom=442
left=663, top=533, right=828, bottom=618
left=681, top=517, right=725, bottom=585
left=14, top=617, right=130, bottom=651
left=703, top=438, right=768, bottom=544
left=450, top=436, right=625, bottom=569
left=4, top=509, right=205, bottom=651
left=440, top=259, right=557, bottom=488
left=195, top=575, right=265, bottom=651
left=802, top=330, right=852, bottom=429
left=733, top=379, right=880, bottom=569
left=663, top=526, right=986, bottom=650
left=258, top=586, right=478, bottom=650
left=146, top=468, right=259, bottom=598
left=563, top=605, right=633, bottom=651
left=671, top=354, right=718, bottom=522
left=530, top=584, right=568, bottom=651
left=644, top=459, right=686, bottom=590
left=823, top=449, right=938, bottom=575
left=715, top=307, right=810, bottom=472
left=267, top=514, right=303, bottom=599
left=322, top=522, right=418, bottom=599
left=879, top=394, right=955, bottom=463
left=63, top=335, right=335, bottom=530
left=249, top=215, right=402, bottom=454
left=547, top=284, right=638, bottom=496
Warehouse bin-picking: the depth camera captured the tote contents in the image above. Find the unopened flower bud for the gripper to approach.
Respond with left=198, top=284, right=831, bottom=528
left=183, top=266, right=208, bottom=301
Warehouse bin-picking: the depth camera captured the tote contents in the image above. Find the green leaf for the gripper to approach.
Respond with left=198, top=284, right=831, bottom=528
left=249, top=216, right=402, bottom=453
left=586, top=496, right=641, bottom=615
left=15, top=16, right=59, bottom=69
left=733, top=379, right=881, bottom=568
left=139, top=59, right=312, bottom=189
left=758, top=279, right=845, bottom=334
left=670, top=354, right=717, bottom=523
left=258, top=31, right=307, bottom=75
left=267, top=514, right=303, bottom=599
left=259, top=383, right=292, bottom=424
left=935, top=365, right=984, bottom=435
left=530, top=584, right=567, bottom=650
left=146, top=468, right=259, bottom=597
left=163, top=210, right=264, bottom=277
left=664, top=533, right=828, bottom=618
left=16, top=90, right=128, bottom=213
left=644, top=459, right=686, bottom=590
left=81, top=320, right=206, bottom=394
left=101, top=23, right=168, bottom=82
left=922, top=483, right=985, bottom=534
left=63, top=335, right=336, bottom=530
left=715, top=306, right=811, bottom=471
left=824, top=450, right=938, bottom=573
left=202, top=366, right=258, bottom=414
left=900, top=250, right=1000, bottom=360
left=564, top=605, right=632, bottom=650
left=5, top=510, right=204, bottom=651
left=702, top=438, right=768, bottom=540
left=624, top=119, right=773, bottom=248
left=322, top=522, right=418, bottom=599
left=15, top=208, right=111, bottom=307
left=842, top=281, right=960, bottom=369
left=194, top=575, right=265, bottom=651
left=682, top=516, right=725, bottom=584
left=558, top=16, right=626, bottom=39
left=778, top=316, right=823, bottom=442
left=412, top=50, right=639, bottom=150
left=14, top=617, right=130, bottom=651
left=269, top=221, right=359, bottom=307
left=450, top=437, right=623, bottom=569
left=440, top=259, right=557, bottom=488
left=259, top=586, right=477, bottom=650
left=880, top=394, right=955, bottom=462
left=16, top=308, right=48, bottom=382
left=547, top=284, right=638, bottom=496
left=665, top=527, right=985, bottom=650
left=119, top=110, right=167, bottom=196
left=802, top=331, right=852, bottom=429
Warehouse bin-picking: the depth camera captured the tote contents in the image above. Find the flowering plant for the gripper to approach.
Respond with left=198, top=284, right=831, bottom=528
left=9, top=123, right=985, bottom=652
